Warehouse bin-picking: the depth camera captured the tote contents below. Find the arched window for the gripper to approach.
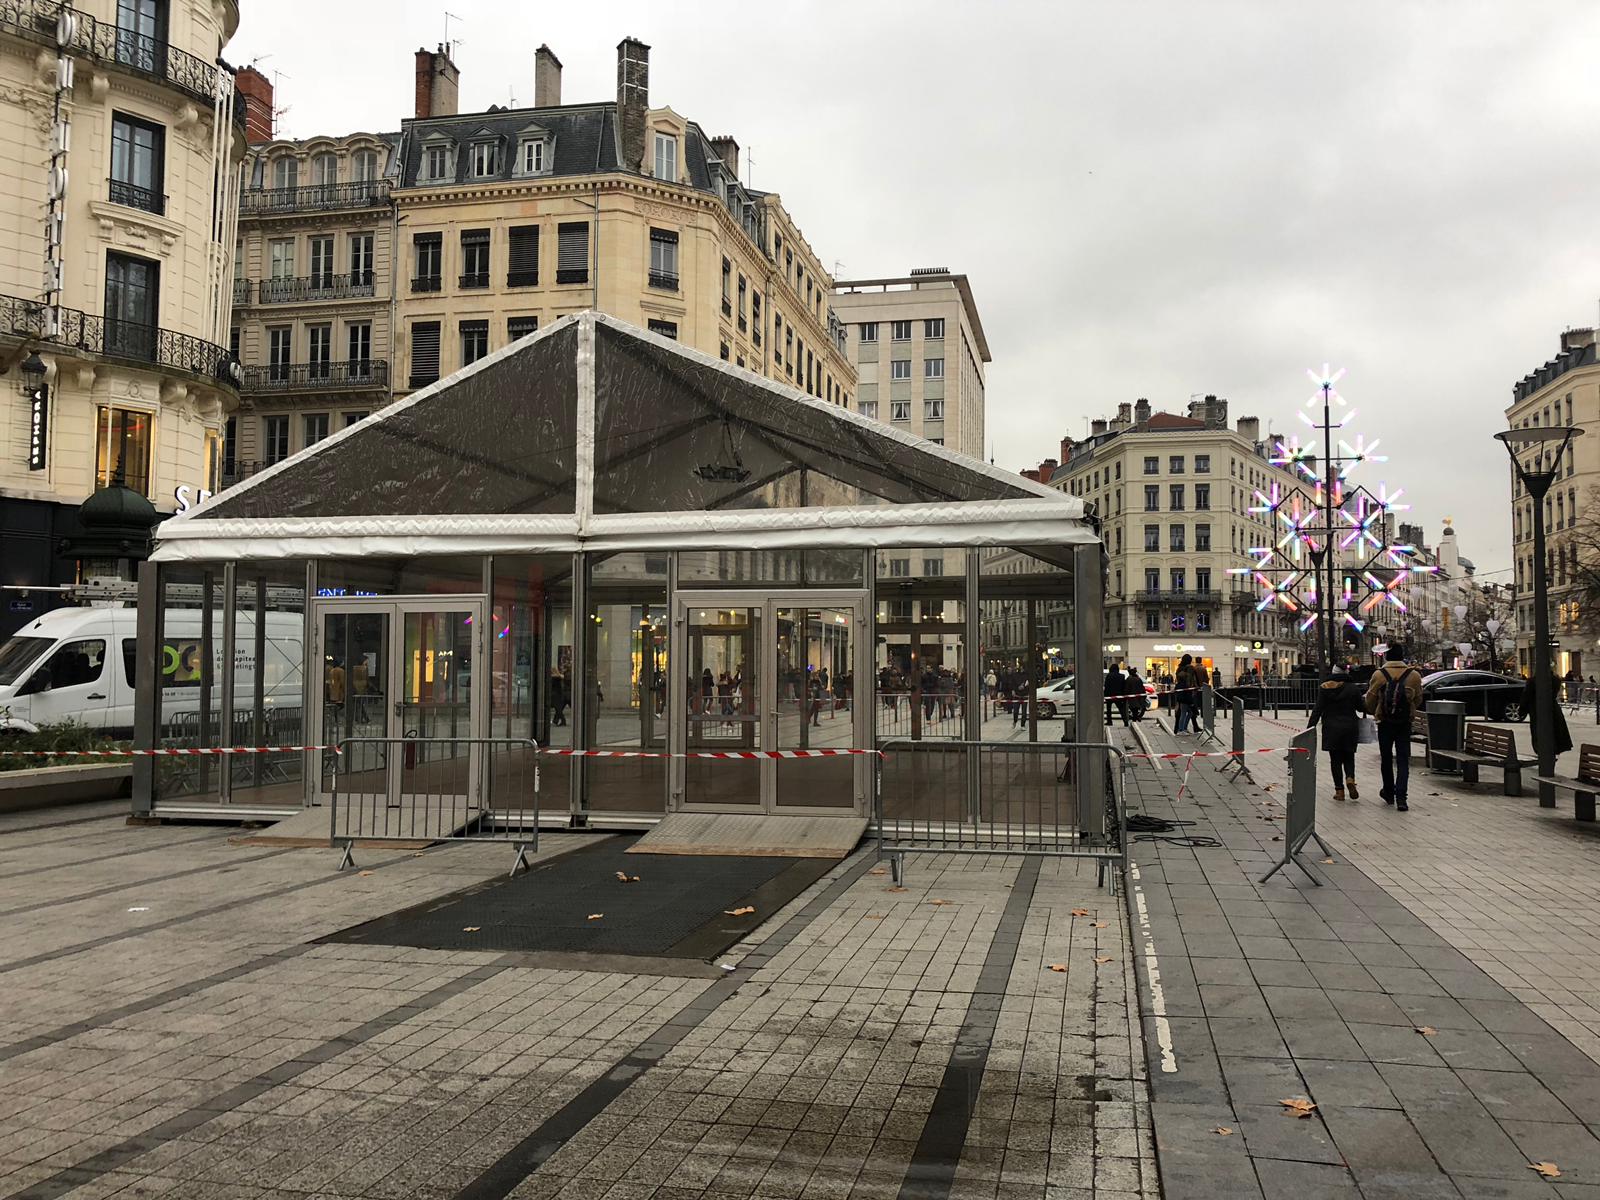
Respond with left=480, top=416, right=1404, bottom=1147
left=271, top=156, right=298, bottom=189
left=312, top=153, right=338, bottom=185
left=353, top=149, right=378, bottom=181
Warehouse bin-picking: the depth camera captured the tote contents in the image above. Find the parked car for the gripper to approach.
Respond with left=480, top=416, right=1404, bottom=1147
left=1033, top=677, right=1075, bottom=720
left=1419, top=670, right=1526, bottom=722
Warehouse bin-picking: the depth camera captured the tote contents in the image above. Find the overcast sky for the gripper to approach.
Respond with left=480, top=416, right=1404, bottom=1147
left=227, top=1, right=1600, bottom=578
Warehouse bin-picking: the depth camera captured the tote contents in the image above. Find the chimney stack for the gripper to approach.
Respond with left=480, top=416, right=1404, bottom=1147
left=1134, top=397, right=1151, bottom=425
left=1038, top=458, right=1058, bottom=481
left=234, top=65, right=274, bottom=143
left=1090, top=419, right=1108, bottom=435
left=710, top=135, right=740, bottom=180
left=1236, top=416, right=1260, bottom=443
left=616, top=37, right=650, bottom=171
left=534, top=44, right=562, bottom=107
left=414, top=44, right=460, bottom=120
left=1059, top=436, right=1074, bottom=463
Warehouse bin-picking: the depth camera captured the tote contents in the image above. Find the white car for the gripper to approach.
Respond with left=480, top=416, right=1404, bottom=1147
left=1033, top=677, right=1076, bottom=720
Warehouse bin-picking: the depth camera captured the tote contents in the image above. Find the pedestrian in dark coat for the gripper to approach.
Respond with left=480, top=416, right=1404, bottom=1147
left=1524, top=675, right=1573, bottom=756
left=1308, top=666, right=1364, bottom=800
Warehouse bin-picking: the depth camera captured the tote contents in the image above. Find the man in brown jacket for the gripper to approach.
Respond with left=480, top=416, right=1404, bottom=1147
left=1365, top=645, right=1423, bottom=811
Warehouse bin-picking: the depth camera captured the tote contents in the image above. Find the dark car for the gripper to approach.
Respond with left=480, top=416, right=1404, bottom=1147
left=1420, top=670, right=1526, bottom=722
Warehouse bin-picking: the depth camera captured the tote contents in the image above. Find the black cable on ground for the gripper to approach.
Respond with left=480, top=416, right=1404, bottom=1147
left=1125, top=813, right=1224, bottom=848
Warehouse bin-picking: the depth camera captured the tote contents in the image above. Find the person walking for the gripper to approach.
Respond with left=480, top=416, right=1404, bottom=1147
left=1172, top=654, right=1199, bottom=734
left=1104, top=662, right=1129, bottom=727
left=1308, top=664, right=1363, bottom=800
left=1365, top=645, right=1423, bottom=811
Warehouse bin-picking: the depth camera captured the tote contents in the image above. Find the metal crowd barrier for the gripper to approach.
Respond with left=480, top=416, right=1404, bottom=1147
left=331, top=736, right=539, bottom=875
left=874, top=738, right=1127, bottom=890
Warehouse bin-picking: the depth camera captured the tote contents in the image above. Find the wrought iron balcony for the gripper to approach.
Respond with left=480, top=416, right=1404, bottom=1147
left=255, top=273, right=375, bottom=304
left=555, top=268, right=588, bottom=285
left=411, top=275, right=442, bottom=293
left=238, top=179, right=391, bottom=216
left=232, top=278, right=250, bottom=306
left=648, top=269, right=679, bottom=291
left=506, top=269, right=539, bottom=288
left=458, top=271, right=489, bottom=290
left=0, top=293, right=237, bottom=390
left=241, top=359, right=389, bottom=394
left=108, top=179, right=165, bottom=216
left=1135, top=589, right=1222, bottom=606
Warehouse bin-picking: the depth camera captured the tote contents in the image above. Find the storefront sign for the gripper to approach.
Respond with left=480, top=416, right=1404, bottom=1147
left=27, top=385, right=47, bottom=471
left=1103, top=643, right=1124, bottom=653
left=174, top=484, right=213, bottom=512
left=1152, top=642, right=1206, bottom=653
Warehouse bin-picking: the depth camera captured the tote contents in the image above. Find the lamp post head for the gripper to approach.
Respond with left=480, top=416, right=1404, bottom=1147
left=19, top=351, right=45, bottom=384
left=1495, top=426, right=1583, bottom=500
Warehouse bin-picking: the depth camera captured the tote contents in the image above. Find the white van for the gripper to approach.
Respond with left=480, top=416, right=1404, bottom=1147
left=0, top=606, right=304, bottom=736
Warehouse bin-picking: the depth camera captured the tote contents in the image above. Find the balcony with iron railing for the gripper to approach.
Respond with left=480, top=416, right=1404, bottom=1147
left=249, top=273, right=375, bottom=305
left=0, top=1, right=230, bottom=108
left=458, top=271, right=489, bottom=290
left=0, top=293, right=237, bottom=390
left=411, top=275, right=442, bottom=293
left=241, top=359, right=389, bottom=394
left=238, top=179, right=391, bottom=217
left=108, top=179, right=165, bottom=216
left=648, top=269, right=679, bottom=291
left=1136, top=589, right=1222, bottom=606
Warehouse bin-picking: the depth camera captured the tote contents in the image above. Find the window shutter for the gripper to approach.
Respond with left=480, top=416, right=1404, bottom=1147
left=508, top=226, right=539, bottom=286
left=410, top=321, right=441, bottom=387
left=557, top=222, right=589, bottom=284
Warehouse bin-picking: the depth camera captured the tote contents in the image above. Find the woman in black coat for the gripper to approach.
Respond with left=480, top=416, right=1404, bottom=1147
left=1308, top=668, right=1364, bottom=801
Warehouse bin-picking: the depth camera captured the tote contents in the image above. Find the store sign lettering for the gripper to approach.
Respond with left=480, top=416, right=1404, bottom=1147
left=27, top=386, right=47, bottom=471
left=174, top=485, right=213, bottom=512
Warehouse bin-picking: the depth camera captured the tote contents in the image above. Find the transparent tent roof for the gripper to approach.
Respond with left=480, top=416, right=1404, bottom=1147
left=153, top=313, right=1093, bottom=562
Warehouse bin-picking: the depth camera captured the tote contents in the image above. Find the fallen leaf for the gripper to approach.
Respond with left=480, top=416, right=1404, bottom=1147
left=864, top=914, right=885, bottom=920
left=412, top=851, right=425, bottom=857
left=1320, top=858, right=1335, bottom=865
left=1091, top=921, right=1108, bottom=929
left=928, top=899, right=952, bottom=906
left=587, top=913, right=604, bottom=921
left=358, top=870, right=375, bottom=877
left=868, top=867, right=888, bottom=876
left=1528, top=1161, right=1562, bottom=1179
left=724, top=906, right=755, bottom=916
left=886, top=886, right=908, bottom=893
left=462, top=926, right=480, bottom=932
left=1048, top=963, right=1068, bottom=973
left=1213, top=1126, right=1233, bottom=1136
left=1279, top=1097, right=1317, bottom=1118
left=1415, top=1026, right=1438, bottom=1037
left=127, top=906, right=149, bottom=913
left=1095, top=955, right=1114, bottom=964
left=1071, top=908, right=1090, bottom=917
left=615, top=871, right=631, bottom=882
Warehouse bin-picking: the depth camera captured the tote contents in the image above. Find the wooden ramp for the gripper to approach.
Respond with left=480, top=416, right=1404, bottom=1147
left=627, top=812, right=867, bottom=859
left=236, top=798, right=472, bottom=847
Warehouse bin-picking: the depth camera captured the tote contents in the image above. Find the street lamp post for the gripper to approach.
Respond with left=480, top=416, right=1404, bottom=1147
left=1496, top=426, right=1584, bottom=807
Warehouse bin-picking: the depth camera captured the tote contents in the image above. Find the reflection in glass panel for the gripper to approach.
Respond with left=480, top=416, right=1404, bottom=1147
left=155, top=566, right=222, bottom=801
left=874, top=549, right=967, bottom=743
left=317, top=556, right=485, bottom=597
left=676, top=549, right=864, bottom=588
left=978, top=547, right=1075, bottom=744
left=397, top=609, right=475, bottom=800
left=319, top=609, right=389, bottom=800
left=774, top=606, right=857, bottom=808
left=684, top=606, right=760, bottom=806
left=587, top=551, right=669, bottom=812
left=229, top=563, right=307, bottom=806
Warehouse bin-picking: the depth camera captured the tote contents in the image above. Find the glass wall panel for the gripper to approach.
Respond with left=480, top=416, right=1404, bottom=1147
left=978, top=547, right=1074, bottom=744
left=677, top=549, right=863, bottom=588
left=873, top=549, right=967, bottom=742
left=228, top=561, right=308, bottom=807
left=773, top=604, right=857, bottom=806
left=683, top=605, right=761, bottom=805
left=585, top=553, right=668, bottom=813
left=490, top=554, right=572, bottom=817
left=317, top=556, right=485, bottom=597
left=154, top=565, right=224, bottom=802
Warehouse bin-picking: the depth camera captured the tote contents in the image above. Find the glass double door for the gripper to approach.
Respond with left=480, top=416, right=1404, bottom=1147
left=313, top=598, right=484, bottom=805
left=676, top=593, right=865, bottom=814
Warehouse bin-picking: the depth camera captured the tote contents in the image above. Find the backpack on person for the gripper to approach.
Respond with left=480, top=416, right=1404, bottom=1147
left=1375, top=666, right=1418, bottom=727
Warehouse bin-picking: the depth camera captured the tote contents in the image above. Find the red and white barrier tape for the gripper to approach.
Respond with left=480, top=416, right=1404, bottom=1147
left=539, top=747, right=882, bottom=760
left=0, top=745, right=336, bottom=758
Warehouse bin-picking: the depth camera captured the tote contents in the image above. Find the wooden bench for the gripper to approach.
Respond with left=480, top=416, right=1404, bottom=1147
left=1430, top=724, right=1537, bottom=796
left=1534, top=743, right=1600, bottom=822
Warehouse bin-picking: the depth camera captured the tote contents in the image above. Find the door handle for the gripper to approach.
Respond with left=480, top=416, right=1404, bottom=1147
left=87, top=693, right=106, bottom=700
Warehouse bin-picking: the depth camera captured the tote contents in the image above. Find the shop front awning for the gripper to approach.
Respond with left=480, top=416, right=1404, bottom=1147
left=153, top=312, right=1095, bottom=562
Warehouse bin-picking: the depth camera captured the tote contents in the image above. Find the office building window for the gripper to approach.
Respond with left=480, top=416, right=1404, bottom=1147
left=890, top=400, right=911, bottom=422
left=508, top=316, right=539, bottom=341
left=1144, top=456, right=1158, bottom=474
left=410, top=320, right=441, bottom=387
left=109, top=113, right=164, bottom=214
left=309, top=236, right=334, bottom=287
left=413, top=233, right=442, bottom=291
left=1144, top=484, right=1159, bottom=510
left=1145, top=610, right=1161, bottom=633
left=925, top=399, right=944, bottom=420
left=653, top=132, right=677, bottom=182
left=859, top=322, right=878, bottom=343
left=303, top=412, right=329, bottom=448
left=95, top=406, right=151, bottom=493
left=1195, top=568, right=1211, bottom=593
left=647, top=319, right=678, bottom=340
left=307, top=324, right=332, bottom=378
left=1169, top=484, right=1185, bottom=511
left=460, top=229, right=490, bottom=288
left=925, top=357, right=944, bottom=379
left=1169, top=455, right=1184, bottom=473
left=890, top=320, right=912, bottom=341
left=1169, top=524, right=1185, bottom=552
left=1195, top=522, right=1211, bottom=552
left=262, top=415, right=289, bottom=465
left=267, top=326, right=291, bottom=380
left=1195, top=483, right=1210, bottom=510
left=103, top=251, right=159, bottom=360
left=349, top=232, right=373, bottom=282
left=470, top=140, right=500, bottom=178
left=1144, top=524, right=1159, bottom=552
left=507, top=225, right=539, bottom=287
left=557, top=222, right=589, bottom=284
left=890, top=359, right=911, bottom=381
left=460, top=319, right=489, bottom=366
left=649, top=228, right=679, bottom=290
left=1195, top=454, right=1210, bottom=473
left=347, top=322, right=371, bottom=371
left=925, top=318, right=945, bottom=339
left=859, top=400, right=878, bottom=419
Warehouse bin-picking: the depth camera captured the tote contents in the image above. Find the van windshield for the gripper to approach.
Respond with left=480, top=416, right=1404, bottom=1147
left=0, top=636, right=51, bottom=687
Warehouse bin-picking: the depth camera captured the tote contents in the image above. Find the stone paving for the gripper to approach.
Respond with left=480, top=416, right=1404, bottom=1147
left=0, top=800, right=1152, bottom=1199
left=1122, top=716, right=1600, bottom=1199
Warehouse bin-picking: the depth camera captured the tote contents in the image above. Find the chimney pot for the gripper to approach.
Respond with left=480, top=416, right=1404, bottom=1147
left=1134, top=397, right=1151, bottom=424
left=616, top=37, right=651, bottom=172
left=534, top=44, right=562, bottom=107
left=710, top=135, right=740, bottom=180
left=234, top=65, right=274, bottom=142
left=414, top=44, right=459, bottom=119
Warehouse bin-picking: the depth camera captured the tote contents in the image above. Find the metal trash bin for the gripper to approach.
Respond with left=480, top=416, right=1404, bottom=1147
left=1426, top=700, right=1466, bottom=773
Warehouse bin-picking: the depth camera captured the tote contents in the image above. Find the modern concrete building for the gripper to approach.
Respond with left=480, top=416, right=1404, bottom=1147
left=0, top=0, right=244, bottom=637
left=1505, top=325, right=1600, bottom=674
left=832, top=269, right=989, bottom=457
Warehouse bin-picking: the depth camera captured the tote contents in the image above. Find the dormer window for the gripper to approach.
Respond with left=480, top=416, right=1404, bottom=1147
left=653, top=132, right=677, bottom=183
left=421, top=141, right=451, bottom=183
left=520, top=138, right=544, bottom=174
left=470, top=140, right=500, bottom=178
left=514, top=128, right=552, bottom=178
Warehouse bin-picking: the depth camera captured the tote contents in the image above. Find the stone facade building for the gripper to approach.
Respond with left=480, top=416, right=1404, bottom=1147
left=0, top=0, right=244, bottom=636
